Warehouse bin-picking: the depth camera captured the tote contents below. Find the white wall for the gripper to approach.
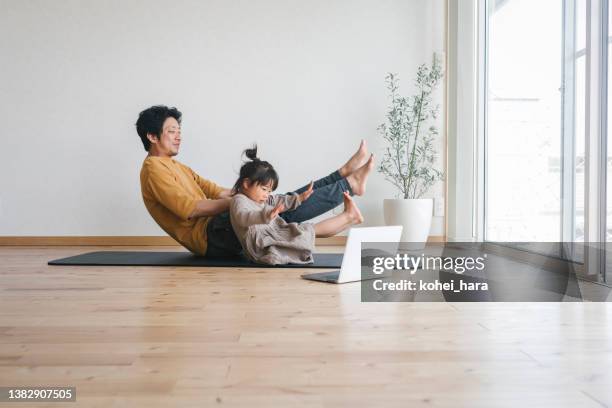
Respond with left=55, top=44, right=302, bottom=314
left=0, top=0, right=445, bottom=236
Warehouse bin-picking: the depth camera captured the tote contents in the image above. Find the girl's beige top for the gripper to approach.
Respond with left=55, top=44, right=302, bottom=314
left=230, top=193, right=315, bottom=265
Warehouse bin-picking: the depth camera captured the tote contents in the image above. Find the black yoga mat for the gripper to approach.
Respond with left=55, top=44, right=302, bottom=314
left=48, top=251, right=343, bottom=268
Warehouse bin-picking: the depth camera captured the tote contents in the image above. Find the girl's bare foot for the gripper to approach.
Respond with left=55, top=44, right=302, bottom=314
left=339, top=140, right=368, bottom=177
left=343, top=192, right=364, bottom=224
left=346, top=154, right=374, bottom=196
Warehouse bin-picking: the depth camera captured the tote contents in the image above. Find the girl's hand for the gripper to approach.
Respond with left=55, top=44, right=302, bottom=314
left=266, top=201, right=285, bottom=223
left=299, top=181, right=314, bottom=203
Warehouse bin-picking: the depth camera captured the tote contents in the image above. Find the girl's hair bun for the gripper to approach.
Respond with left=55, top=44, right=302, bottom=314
left=244, top=145, right=259, bottom=161
left=232, top=144, right=279, bottom=195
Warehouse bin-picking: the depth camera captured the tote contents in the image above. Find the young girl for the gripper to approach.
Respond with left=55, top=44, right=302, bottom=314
left=230, top=146, right=364, bottom=265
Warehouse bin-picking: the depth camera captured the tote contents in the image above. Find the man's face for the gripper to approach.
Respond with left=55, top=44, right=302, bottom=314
left=148, top=117, right=181, bottom=157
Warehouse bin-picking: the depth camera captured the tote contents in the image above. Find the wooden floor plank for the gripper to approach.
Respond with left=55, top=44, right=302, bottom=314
left=0, top=246, right=611, bottom=407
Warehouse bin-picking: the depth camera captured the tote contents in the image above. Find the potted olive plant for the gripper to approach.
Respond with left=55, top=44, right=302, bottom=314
left=378, top=54, right=444, bottom=243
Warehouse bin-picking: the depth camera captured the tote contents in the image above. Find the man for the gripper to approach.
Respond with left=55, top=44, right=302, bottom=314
left=136, top=105, right=373, bottom=257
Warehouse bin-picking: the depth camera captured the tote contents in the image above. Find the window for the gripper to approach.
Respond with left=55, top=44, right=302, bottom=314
left=479, top=0, right=610, bottom=281
left=485, top=0, right=565, bottom=242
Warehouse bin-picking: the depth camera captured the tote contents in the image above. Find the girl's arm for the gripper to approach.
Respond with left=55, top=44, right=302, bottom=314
left=231, top=195, right=280, bottom=228
left=267, top=193, right=301, bottom=211
left=267, top=182, right=314, bottom=211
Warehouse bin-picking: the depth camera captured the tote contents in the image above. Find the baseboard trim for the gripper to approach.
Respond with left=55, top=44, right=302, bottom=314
left=0, top=236, right=181, bottom=246
left=0, top=235, right=446, bottom=246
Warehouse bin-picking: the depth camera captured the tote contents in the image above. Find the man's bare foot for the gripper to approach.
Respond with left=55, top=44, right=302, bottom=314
left=343, top=192, right=364, bottom=224
left=339, top=140, right=369, bottom=177
left=346, top=154, right=374, bottom=196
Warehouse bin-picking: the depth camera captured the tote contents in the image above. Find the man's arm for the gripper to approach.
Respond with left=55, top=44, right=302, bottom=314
left=188, top=166, right=232, bottom=199
left=188, top=198, right=231, bottom=219
left=216, top=188, right=233, bottom=199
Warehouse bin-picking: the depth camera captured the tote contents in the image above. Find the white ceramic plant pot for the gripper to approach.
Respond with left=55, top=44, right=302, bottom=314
left=383, top=198, right=433, bottom=246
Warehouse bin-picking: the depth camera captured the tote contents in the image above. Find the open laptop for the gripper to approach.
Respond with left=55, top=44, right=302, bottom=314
left=301, top=226, right=403, bottom=284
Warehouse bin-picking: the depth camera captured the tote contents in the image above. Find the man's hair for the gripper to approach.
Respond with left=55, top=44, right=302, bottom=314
left=135, top=105, right=182, bottom=151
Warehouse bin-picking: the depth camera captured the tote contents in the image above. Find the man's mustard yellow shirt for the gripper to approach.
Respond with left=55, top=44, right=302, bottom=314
left=140, top=156, right=223, bottom=255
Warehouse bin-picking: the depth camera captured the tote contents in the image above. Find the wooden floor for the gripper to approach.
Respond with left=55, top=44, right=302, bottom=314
left=1, top=246, right=612, bottom=408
